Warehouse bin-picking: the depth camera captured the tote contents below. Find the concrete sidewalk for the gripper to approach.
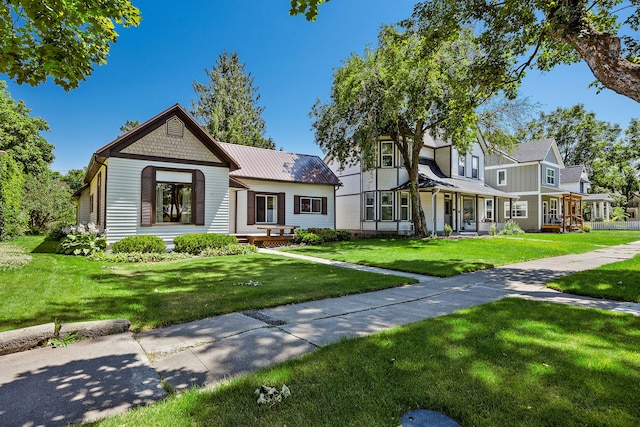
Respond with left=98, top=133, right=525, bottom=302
left=1, top=241, right=639, bottom=426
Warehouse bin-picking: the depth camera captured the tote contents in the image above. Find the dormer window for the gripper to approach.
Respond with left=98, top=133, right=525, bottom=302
left=546, top=168, right=556, bottom=185
left=458, top=156, right=466, bottom=176
left=166, top=117, right=184, bottom=138
left=472, top=156, right=479, bottom=179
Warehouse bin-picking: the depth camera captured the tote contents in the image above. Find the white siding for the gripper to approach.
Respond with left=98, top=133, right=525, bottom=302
left=335, top=194, right=361, bottom=230
left=234, top=179, right=335, bottom=234
left=377, top=168, right=400, bottom=190
left=337, top=174, right=362, bottom=197
left=105, top=157, right=229, bottom=245
left=77, top=191, right=91, bottom=224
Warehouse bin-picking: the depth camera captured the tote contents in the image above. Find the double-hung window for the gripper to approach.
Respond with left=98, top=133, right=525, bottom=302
left=300, top=197, right=322, bottom=214
left=256, top=194, right=277, bottom=223
left=472, top=156, right=479, bottom=179
left=546, top=168, right=556, bottom=185
left=380, top=141, right=394, bottom=167
left=364, top=192, right=375, bottom=220
left=458, top=156, right=466, bottom=176
left=497, top=169, right=507, bottom=186
left=399, top=192, right=410, bottom=221
left=485, top=199, right=494, bottom=221
left=549, top=198, right=558, bottom=219
left=380, top=191, right=394, bottom=221
left=504, top=201, right=528, bottom=218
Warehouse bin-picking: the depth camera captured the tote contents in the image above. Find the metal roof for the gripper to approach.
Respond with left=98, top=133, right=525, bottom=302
left=221, top=142, right=341, bottom=186
left=394, top=158, right=513, bottom=198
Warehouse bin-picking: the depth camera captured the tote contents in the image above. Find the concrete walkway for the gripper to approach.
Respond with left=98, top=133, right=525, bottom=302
left=1, top=241, right=640, bottom=426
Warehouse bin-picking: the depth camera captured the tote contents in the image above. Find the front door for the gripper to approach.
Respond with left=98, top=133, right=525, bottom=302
left=444, top=199, right=452, bottom=227
left=462, top=197, right=475, bottom=231
left=543, top=201, right=549, bottom=224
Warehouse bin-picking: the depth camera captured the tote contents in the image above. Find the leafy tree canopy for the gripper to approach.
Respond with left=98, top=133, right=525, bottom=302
left=313, top=26, right=510, bottom=235
left=0, top=0, right=140, bottom=90
left=291, top=0, right=640, bottom=103
left=191, top=51, right=275, bottom=149
left=119, top=119, right=140, bottom=134
left=0, top=80, right=53, bottom=174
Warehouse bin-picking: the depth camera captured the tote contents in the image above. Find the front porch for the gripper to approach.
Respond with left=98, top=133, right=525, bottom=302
left=541, top=193, right=583, bottom=232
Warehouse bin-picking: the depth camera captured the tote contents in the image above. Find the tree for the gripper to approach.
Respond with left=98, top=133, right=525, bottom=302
left=0, top=81, right=53, bottom=175
left=0, top=0, right=140, bottom=90
left=0, top=153, right=26, bottom=240
left=290, top=0, right=640, bottom=103
left=312, top=26, right=508, bottom=236
left=119, top=119, right=140, bottom=134
left=23, top=171, right=75, bottom=233
left=517, top=104, right=621, bottom=168
left=191, top=51, right=275, bottom=149
left=60, top=168, right=86, bottom=192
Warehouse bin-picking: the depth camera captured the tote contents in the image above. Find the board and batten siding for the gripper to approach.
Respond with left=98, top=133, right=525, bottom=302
left=487, top=164, right=539, bottom=193
left=234, top=179, right=335, bottom=234
left=105, top=157, right=229, bottom=245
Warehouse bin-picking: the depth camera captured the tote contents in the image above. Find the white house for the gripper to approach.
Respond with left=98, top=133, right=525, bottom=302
left=74, top=104, right=340, bottom=245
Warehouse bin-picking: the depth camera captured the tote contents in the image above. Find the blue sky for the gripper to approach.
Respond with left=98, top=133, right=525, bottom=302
left=2, top=0, right=639, bottom=173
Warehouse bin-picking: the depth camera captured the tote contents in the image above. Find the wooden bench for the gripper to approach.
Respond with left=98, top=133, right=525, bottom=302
left=249, top=225, right=299, bottom=247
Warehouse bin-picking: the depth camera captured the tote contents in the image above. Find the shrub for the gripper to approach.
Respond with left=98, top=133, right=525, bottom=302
left=582, top=224, right=592, bottom=233
left=111, top=235, right=166, bottom=254
left=48, top=221, right=72, bottom=240
left=57, top=232, right=107, bottom=256
left=201, top=244, right=258, bottom=257
left=173, top=233, right=238, bottom=254
left=89, top=251, right=192, bottom=263
left=294, top=228, right=351, bottom=245
left=443, top=224, right=453, bottom=237
left=499, top=220, right=525, bottom=236
left=489, top=223, right=498, bottom=236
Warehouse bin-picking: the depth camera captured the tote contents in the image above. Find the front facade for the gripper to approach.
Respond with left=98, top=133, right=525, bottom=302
left=75, top=104, right=339, bottom=245
left=560, top=165, right=613, bottom=221
left=326, top=132, right=512, bottom=235
left=485, top=138, right=583, bottom=232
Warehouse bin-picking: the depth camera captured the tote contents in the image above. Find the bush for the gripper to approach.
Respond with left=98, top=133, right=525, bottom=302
left=489, top=223, right=498, bottom=236
left=443, top=224, right=453, bottom=237
left=89, top=251, right=192, bottom=263
left=111, top=235, right=166, bottom=254
left=48, top=221, right=72, bottom=240
left=293, top=228, right=351, bottom=245
left=57, top=233, right=107, bottom=256
left=201, top=244, right=258, bottom=257
left=499, top=220, right=525, bottom=236
left=582, top=224, right=592, bottom=233
left=173, top=233, right=238, bottom=254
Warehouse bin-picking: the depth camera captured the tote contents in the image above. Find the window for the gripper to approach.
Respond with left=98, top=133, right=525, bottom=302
left=546, top=167, right=556, bottom=185
left=90, top=194, right=94, bottom=213
left=380, top=191, right=394, bottom=220
left=497, top=169, right=507, bottom=186
left=156, top=183, right=192, bottom=223
left=458, top=156, right=466, bottom=176
left=472, top=156, right=479, bottom=179
left=300, top=197, right=322, bottom=213
left=256, top=194, right=277, bottom=223
left=364, top=192, right=375, bottom=220
left=504, top=201, right=528, bottom=218
left=485, top=199, right=494, bottom=221
left=399, top=192, right=410, bottom=221
left=380, top=141, right=394, bottom=167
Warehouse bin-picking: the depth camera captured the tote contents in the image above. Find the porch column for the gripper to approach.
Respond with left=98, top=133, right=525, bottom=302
left=455, top=193, right=459, bottom=232
left=475, top=195, right=479, bottom=232
left=592, top=202, right=597, bottom=219
left=493, top=196, right=497, bottom=223
left=606, top=202, right=610, bottom=220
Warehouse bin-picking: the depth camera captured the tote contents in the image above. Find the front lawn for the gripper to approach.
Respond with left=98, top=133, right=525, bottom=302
left=286, top=231, right=640, bottom=277
left=548, top=254, right=640, bottom=303
left=0, top=237, right=413, bottom=332
left=95, top=299, right=640, bottom=426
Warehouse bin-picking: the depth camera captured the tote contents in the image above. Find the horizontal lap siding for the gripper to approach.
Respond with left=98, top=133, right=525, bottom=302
left=105, top=158, right=229, bottom=245
left=235, top=179, right=335, bottom=234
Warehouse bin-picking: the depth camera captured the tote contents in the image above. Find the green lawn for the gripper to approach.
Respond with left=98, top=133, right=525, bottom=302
left=548, top=254, right=640, bottom=303
left=0, top=236, right=413, bottom=332
left=285, top=231, right=640, bottom=277
left=95, top=299, right=640, bottom=426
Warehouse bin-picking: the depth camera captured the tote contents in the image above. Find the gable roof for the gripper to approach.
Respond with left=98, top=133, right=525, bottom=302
left=510, top=138, right=555, bottom=162
left=221, top=142, right=341, bottom=186
left=560, top=165, right=590, bottom=184
left=83, top=104, right=240, bottom=183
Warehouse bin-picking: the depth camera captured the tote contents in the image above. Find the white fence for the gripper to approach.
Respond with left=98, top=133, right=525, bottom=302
left=586, top=221, right=640, bottom=230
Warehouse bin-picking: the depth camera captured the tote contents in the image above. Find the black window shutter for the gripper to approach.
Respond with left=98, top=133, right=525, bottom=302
left=277, top=192, right=286, bottom=225
left=294, top=195, right=300, bottom=214
left=141, top=166, right=155, bottom=226
left=321, top=197, right=328, bottom=215
left=247, top=191, right=255, bottom=225
left=194, top=170, right=205, bottom=226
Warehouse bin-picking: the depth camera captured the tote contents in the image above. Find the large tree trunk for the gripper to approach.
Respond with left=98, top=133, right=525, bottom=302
left=549, top=21, right=640, bottom=103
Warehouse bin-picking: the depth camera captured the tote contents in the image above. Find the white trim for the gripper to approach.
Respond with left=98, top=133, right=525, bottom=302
left=497, top=169, right=507, bottom=186
left=485, top=161, right=540, bottom=170
left=504, top=200, right=528, bottom=219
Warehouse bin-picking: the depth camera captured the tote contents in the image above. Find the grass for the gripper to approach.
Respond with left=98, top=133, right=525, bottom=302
left=94, top=298, right=640, bottom=426
left=0, top=236, right=413, bottom=332
left=285, top=231, right=640, bottom=277
left=548, top=254, right=640, bottom=303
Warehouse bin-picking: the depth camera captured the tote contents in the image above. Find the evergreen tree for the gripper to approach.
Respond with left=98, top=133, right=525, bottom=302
left=191, top=51, right=274, bottom=149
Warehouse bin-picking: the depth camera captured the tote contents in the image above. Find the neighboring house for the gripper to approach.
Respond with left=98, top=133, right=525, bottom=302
left=560, top=164, right=614, bottom=221
left=74, top=104, right=339, bottom=245
left=627, top=193, right=640, bottom=220
left=326, top=132, right=513, bottom=235
left=485, top=138, right=583, bottom=232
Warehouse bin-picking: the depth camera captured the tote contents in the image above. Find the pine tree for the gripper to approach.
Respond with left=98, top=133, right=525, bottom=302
left=191, top=52, right=274, bottom=149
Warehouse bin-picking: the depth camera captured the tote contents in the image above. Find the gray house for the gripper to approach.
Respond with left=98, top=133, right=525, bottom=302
left=485, top=139, right=583, bottom=232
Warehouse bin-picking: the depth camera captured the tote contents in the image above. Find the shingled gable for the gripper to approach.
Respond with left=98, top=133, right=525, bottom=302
left=510, top=138, right=565, bottom=167
left=83, top=103, right=240, bottom=183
